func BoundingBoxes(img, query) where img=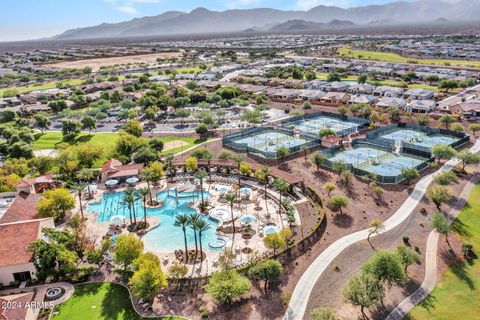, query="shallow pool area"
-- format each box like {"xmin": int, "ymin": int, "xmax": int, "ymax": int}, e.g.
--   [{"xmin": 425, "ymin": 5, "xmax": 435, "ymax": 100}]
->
[{"xmin": 87, "ymin": 190, "xmax": 224, "ymax": 252}]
